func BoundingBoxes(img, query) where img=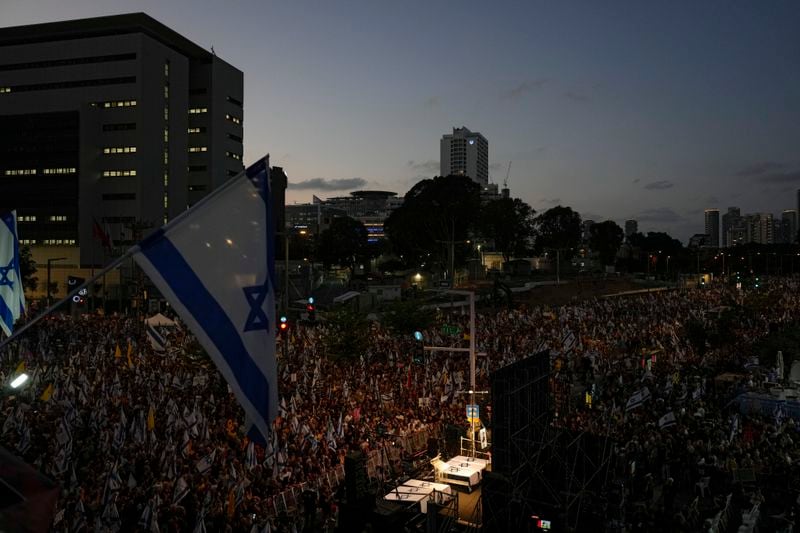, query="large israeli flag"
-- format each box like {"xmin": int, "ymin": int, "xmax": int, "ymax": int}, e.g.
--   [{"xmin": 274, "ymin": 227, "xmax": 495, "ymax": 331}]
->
[
  {"xmin": 134, "ymin": 157, "xmax": 277, "ymax": 440},
  {"xmin": 0, "ymin": 210, "xmax": 26, "ymax": 338}
]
